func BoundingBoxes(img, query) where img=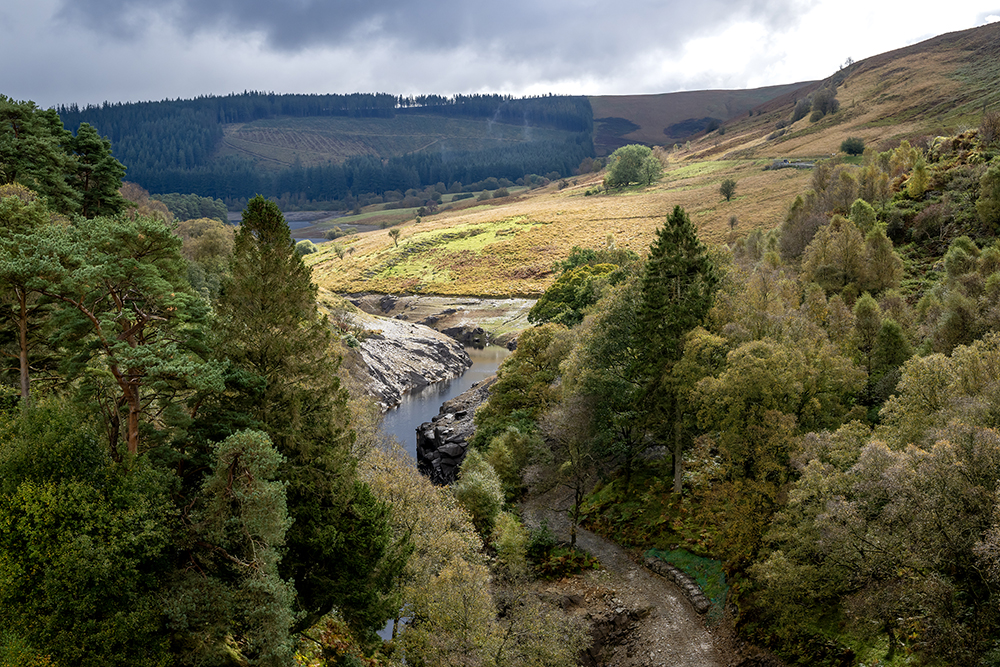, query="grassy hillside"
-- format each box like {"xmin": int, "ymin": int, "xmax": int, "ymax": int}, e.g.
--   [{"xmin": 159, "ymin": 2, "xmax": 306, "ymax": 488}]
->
[
  {"xmin": 308, "ymin": 156, "xmax": 812, "ymax": 296},
  {"xmin": 691, "ymin": 21, "xmax": 1000, "ymax": 160},
  {"xmin": 590, "ymin": 83, "xmax": 810, "ymax": 154},
  {"xmin": 310, "ymin": 20, "xmax": 1000, "ymax": 299},
  {"xmin": 217, "ymin": 114, "xmax": 581, "ymax": 169}
]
